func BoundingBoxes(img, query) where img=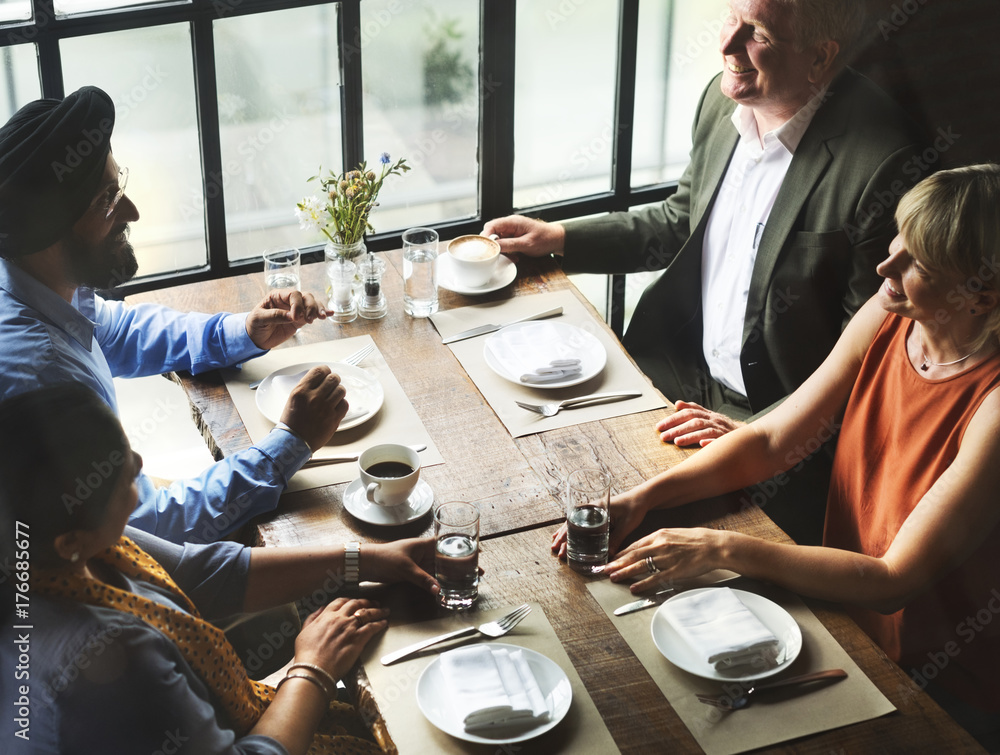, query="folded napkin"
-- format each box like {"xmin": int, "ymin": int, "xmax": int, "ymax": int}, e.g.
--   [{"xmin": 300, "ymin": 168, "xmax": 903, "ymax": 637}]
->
[
  {"xmin": 439, "ymin": 645, "xmax": 550, "ymax": 732},
  {"xmin": 271, "ymin": 373, "xmax": 366, "ymax": 421},
  {"xmin": 485, "ymin": 323, "xmax": 583, "ymax": 384},
  {"xmin": 661, "ymin": 588, "xmax": 781, "ymax": 671}
]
